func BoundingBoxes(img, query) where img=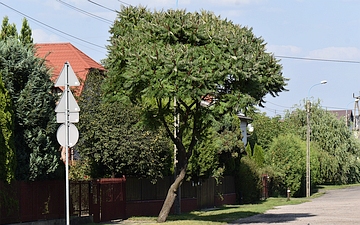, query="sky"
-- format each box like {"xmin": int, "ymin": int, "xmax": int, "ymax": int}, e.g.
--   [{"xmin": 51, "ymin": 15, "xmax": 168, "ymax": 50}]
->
[{"xmin": 1, "ymin": 0, "xmax": 360, "ymax": 117}]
